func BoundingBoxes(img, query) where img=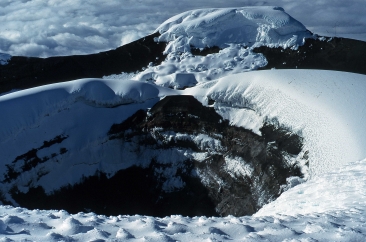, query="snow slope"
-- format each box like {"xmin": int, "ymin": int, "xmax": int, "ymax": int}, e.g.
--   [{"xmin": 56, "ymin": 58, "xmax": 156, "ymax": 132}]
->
[
  {"xmin": 1, "ymin": 159, "xmax": 366, "ymax": 241},
  {"xmin": 256, "ymin": 158, "xmax": 366, "ymax": 217},
  {"xmin": 184, "ymin": 69, "xmax": 366, "ymax": 178}
]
